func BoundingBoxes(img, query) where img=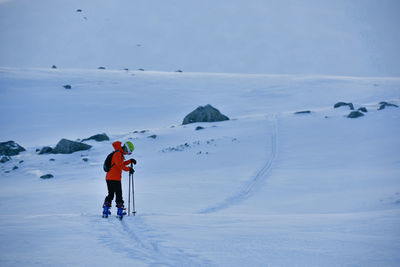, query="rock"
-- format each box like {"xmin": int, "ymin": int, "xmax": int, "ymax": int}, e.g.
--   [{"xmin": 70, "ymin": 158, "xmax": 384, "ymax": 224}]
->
[
  {"xmin": 176, "ymin": 70, "xmax": 183, "ymax": 73},
  {"xmin": 195, "ymin": 126, "xmax": 205, "ymax": 131},
  {"xmin": 40, "ymin": 174, "xmax": 54, "ymax": 179},
  {"xmin": 52, "ymin": 139, "xmax": 92, "ymax": 154},
  {"xmin": 0, "ymin": 156, "xmax": 10, "ymax": 163},
  {"xmin": 294, "ymin": 110, "xmax": 311, "ymax": 114},
  {"xmin": 347, "ymin": 111, "xmax": 364, "ymax": 118},
  {"xmin": 39, "ymin": 146, "xmax": 53, "ymax": 154},
  {"xmin": 19, "ymin": 160, "xmax": 24, "ymax": 164},
  {"xmin": 378, "ymin": 101, "xmax": 398, "ymax": 110},
  {"xmin": 183, "ymin": 104, "xmax": 229, "ymax": 125},
  {"xmin": 148, "ymin": 135, "xmax": 157, "ymax": 139},
  {"xmin": 334, "ymin": 102, "xmax": 354, "ymax": 110},
  {"xmin": 358, "ymin": 107, "xmax": 368, "ymax": 113},
  {"xmin": 98, "ymin": 66, "xmax": 106, "ymax": 70},
  {"xmin": 12, "ymin": 166, "xmax": 18, "ymax": 170},
  {"xmin": 82, "ymin": 158, "xmax": 89, "ymax": 162},
  {"xmin": 51, "ymin": 65, "xmax": 57, "ymax": 69},
  {"xmin": 138, "ymin": 68, "xmax": 145, "ymax": 71},
  {"xmin": 63, "ymin": 85, "xmax": 72, "ymax": 89},
  {"xmin": 49, "ymin": 158, "xmax": 55, "ymax": 161},
  {"xmin": 76, "ymin": 9, "xmax": 82, "ymax": 12},
  {"xmin": 82, "ymin": 133, "xmax": 109, "ymax": 142},
  {"xmin": 0, "ymin": 141, "xmax": 25, "ymax": 156}
]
